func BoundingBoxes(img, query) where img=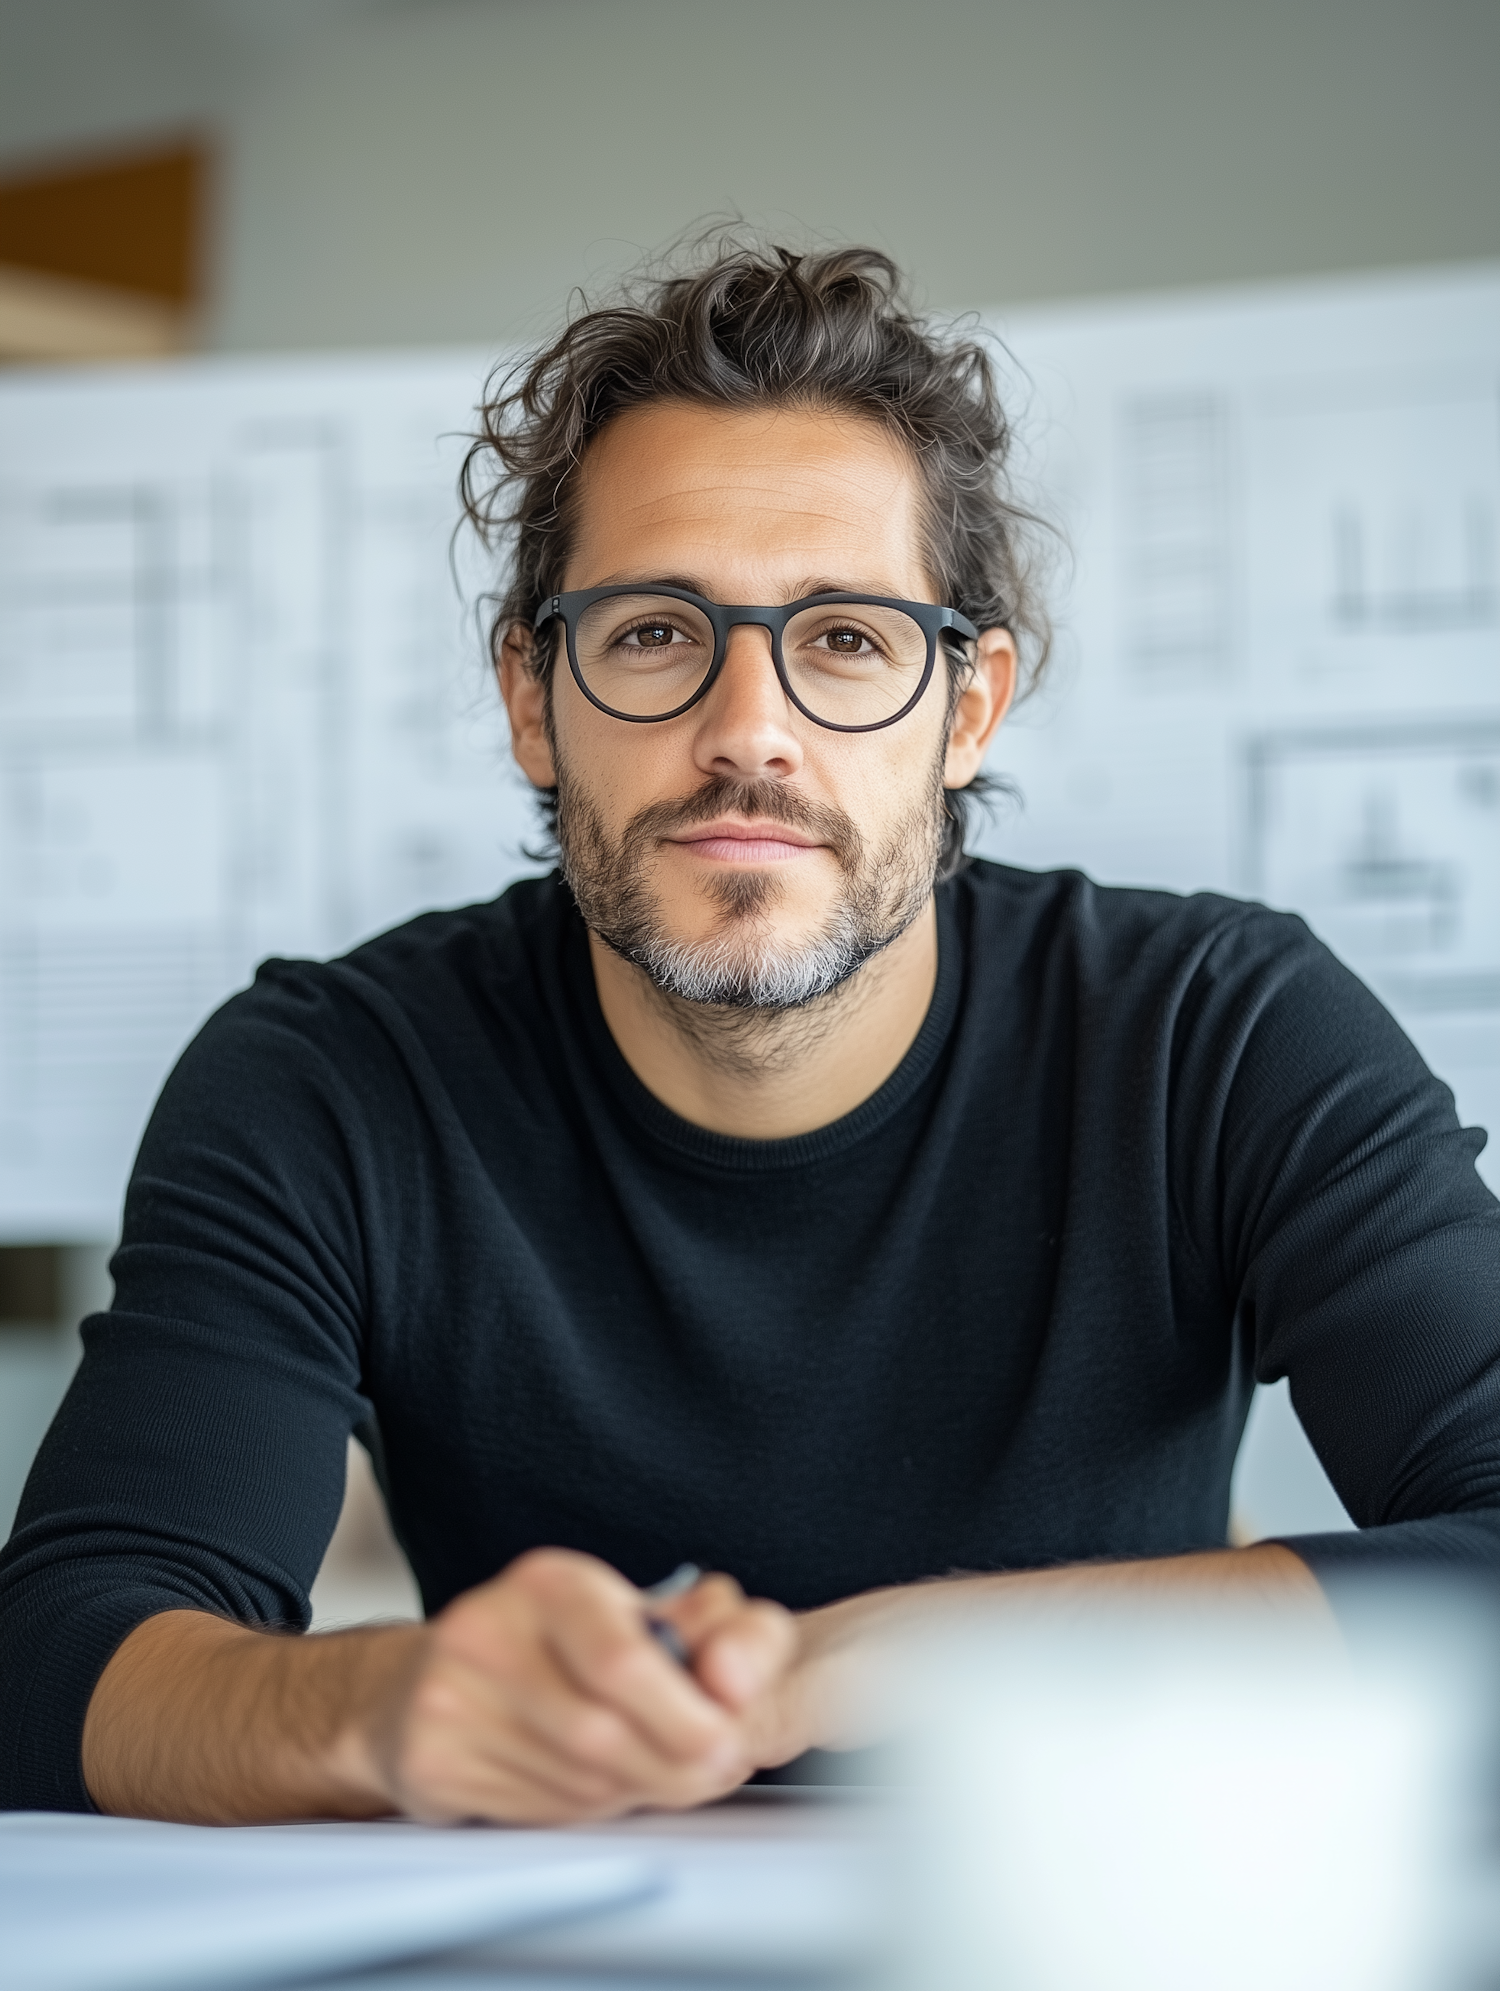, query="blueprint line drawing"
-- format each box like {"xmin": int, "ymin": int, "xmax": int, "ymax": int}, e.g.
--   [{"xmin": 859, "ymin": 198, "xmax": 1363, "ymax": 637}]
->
[
  {"xmin": 0, "ymin": 355, "xmax": 535, "ymax": 1236},
  {"xmin": 1251, "ymin": 377, "xmax": 1500, "ymax": 674},
  {"xmin": 1331, "ymin": 495, "xmax": 1497, "ymax": 634},
  {"xmin": 1244, "ymin": 723, "xmax": 1500, "ymax": 1015},
  {"xmin": 975, "ymin": 265, "xmax": 1500, "ymax": 1187},
  {"xmin": 1120, "ymin": 392, "xmax": 1235, "ymax": 678}
]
